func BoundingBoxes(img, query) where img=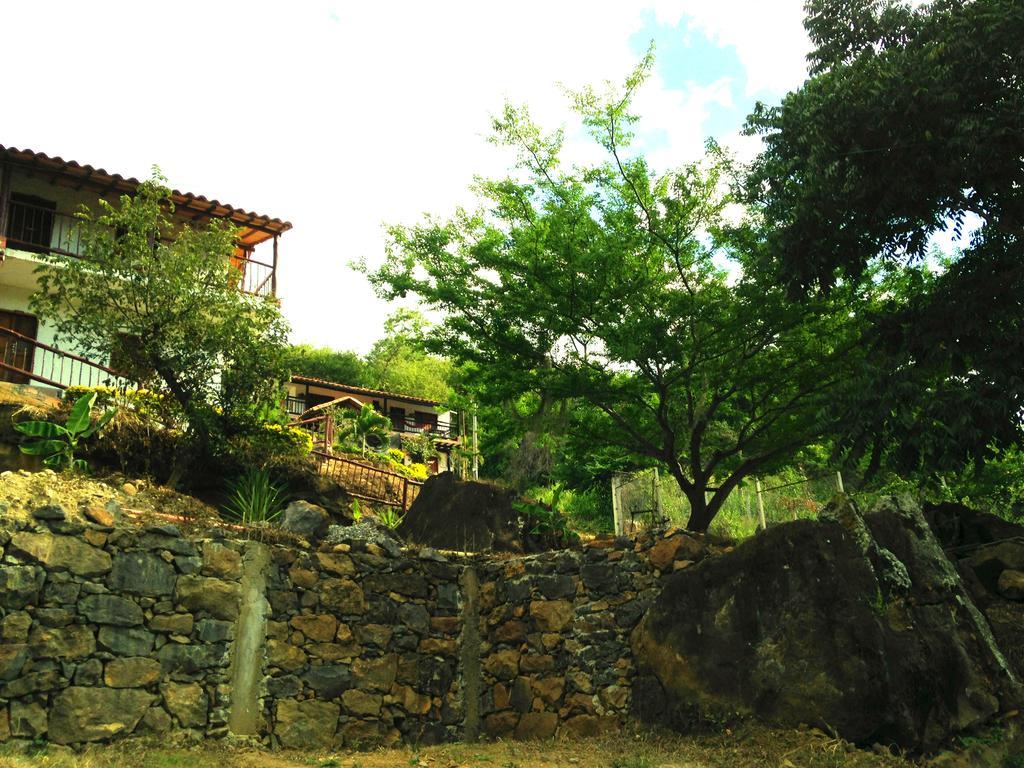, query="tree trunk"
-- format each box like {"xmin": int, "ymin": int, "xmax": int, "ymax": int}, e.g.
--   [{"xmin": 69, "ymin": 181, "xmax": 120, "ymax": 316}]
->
[{"xmin": 683, "ymin": 483, "xmax": 716, "ymax": 532}]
